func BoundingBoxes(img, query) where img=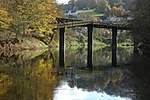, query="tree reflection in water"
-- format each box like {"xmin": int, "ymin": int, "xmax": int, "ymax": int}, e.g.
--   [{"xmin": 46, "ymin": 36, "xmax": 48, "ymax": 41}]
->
[
  {"xmin": 59, "ymin": 67, "xmax": 134, "ymax": 99},
  {"xmin": 1, "ymin": 47, "xmax": 150, "ymax": 100},
  {"xmin": 0, "ymin": 50, "xmax": 57, "ymax": 100}
]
